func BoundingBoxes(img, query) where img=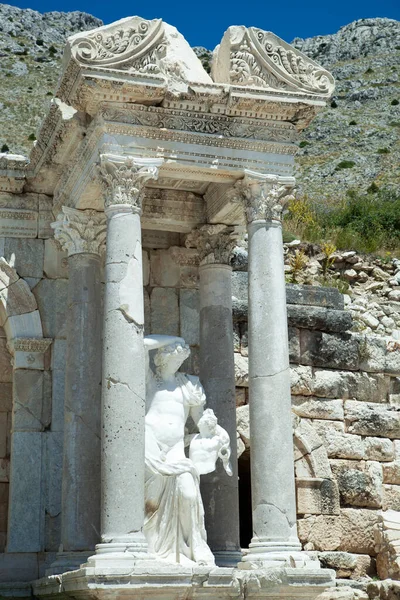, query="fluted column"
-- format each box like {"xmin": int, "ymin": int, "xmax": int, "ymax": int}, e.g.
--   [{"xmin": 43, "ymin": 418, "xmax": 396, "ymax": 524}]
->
[
  {"xmin": 50, "ymin": 207, "xmax": 105, "ymax": 572},
  {"xmin": 236, "ymin": 172, "xmax": 304, "ymax": 567},
  {"xmin": 91, "ymin": 154, "xmax": 162, "ymax": 563},
  {"xmin": 186, "ymin": 224, "xmax": 241, "ymax": 566}
]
